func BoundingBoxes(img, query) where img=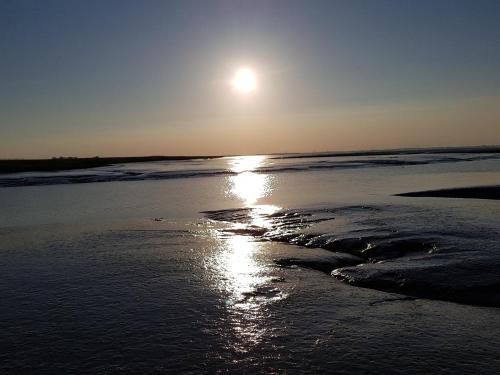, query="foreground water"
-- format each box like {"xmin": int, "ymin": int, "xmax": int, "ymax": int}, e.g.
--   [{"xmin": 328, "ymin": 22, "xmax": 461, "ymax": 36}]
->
[{"xmin": 1, "ymin": 150, "xmax": 499, "ymax": 373}]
